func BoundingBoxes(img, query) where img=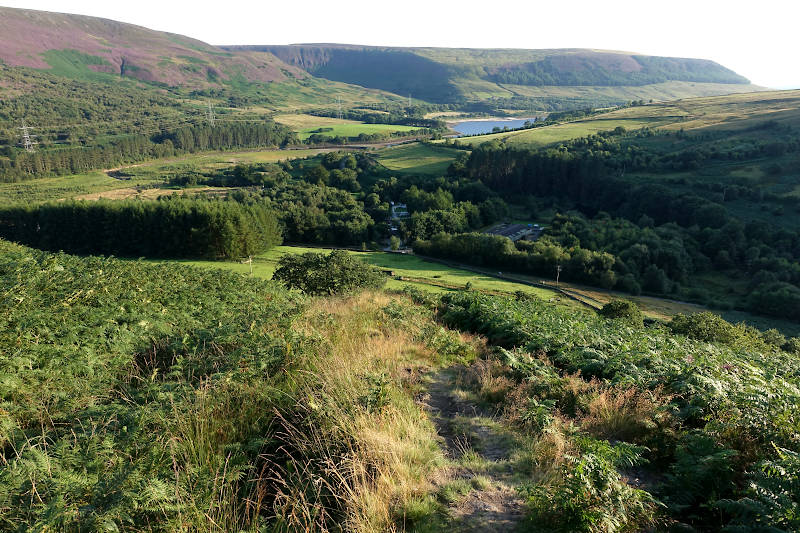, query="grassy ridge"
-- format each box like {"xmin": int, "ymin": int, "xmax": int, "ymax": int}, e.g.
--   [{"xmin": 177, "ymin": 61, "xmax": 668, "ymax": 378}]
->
[{"xmin": 4, "ymin": 237, "xmax": 799, "ymax": 530}]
